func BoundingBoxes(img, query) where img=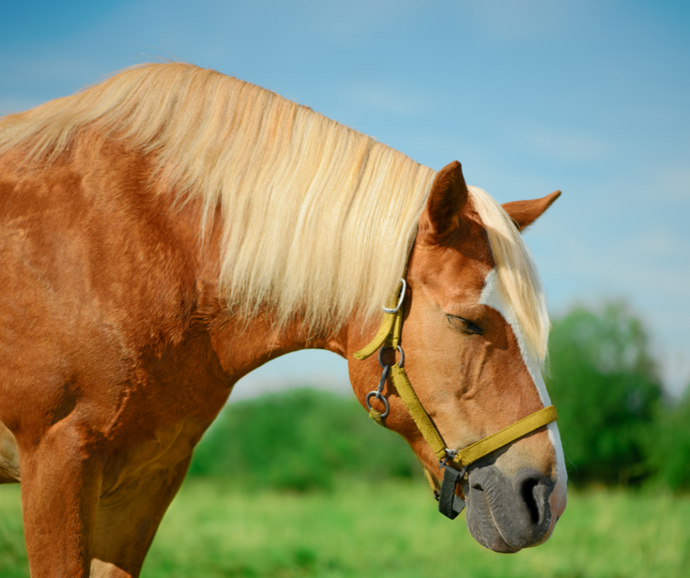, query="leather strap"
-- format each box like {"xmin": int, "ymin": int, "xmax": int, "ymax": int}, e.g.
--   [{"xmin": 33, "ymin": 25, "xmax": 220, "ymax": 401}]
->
[
  {"xmin": 452, "ymin": 405, "xmax": 558, "ymax": 468},
  {"xmin": 438, "ymin": 466, "xmax": 467, "ymax": 520}
]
